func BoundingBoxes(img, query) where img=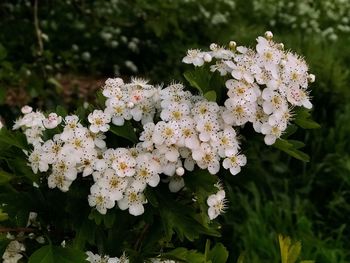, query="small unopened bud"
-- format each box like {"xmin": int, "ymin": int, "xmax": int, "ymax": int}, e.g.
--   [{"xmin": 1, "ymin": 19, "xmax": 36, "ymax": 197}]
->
[
  {"xmin": 203, "ymin": 53, "xmax": 212, "ymax": 62},
  {"xmin": 127, "ymin": 101, "xmax": 135, "ymax": 108},
  {"xmin": 264, "ymin": 31, "xmax": 273, "ymax": 39},
  {"xmin": 210, "ymin": 43, "xmax": 218, "ymax": 51},
  {"xmin": 229, "ymin": 41, "xmax": 236, "ymax": 49},
  {"xmin": 277, "ymin": 43, "xmax": 284, "ymax": 50},
  {"xmin": 176, "ymin": 167, "xmax": 185, "ymax": 176},
  {"xmin": 21, "ymin": 105, "xmax": 33, "ymax": 114},
  {"xmin": 308, "ymin": 74, "xmax": 316, "ymax": 83}
]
